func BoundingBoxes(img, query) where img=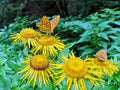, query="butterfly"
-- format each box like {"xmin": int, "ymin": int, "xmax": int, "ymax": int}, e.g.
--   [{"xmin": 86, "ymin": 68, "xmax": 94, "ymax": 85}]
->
[
  {"xmin": 94, "ymin": 49, "xmax": 108, "ymax": 61},
  {"xmin": 36, "ymin": 15, "xmax": 60, "ymax": 33}
]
